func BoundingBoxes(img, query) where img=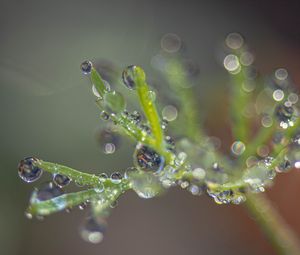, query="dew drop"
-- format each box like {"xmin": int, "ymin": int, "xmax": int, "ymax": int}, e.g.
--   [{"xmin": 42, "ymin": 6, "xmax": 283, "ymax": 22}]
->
[
  {"xmin": 224, "ymin": 54, "xmax": 240, "ymax": 73},
  {"xmin": 130, "ymin": 111, "xmax": 142, "ymax": 123},
  {"xmin": 192, "ymin": 167, "xmax": 206, "ymax": 180},
  {"xmin": 288, "ymin": 93, "xmax": 298, "ymax": 104},
  {"xmin": 275, "ymin": 158, "xmax": 291, "ymax": 173},
  {"xmin": 18, "ymin": 157, "xmax": 43, "ymax": 183},
  {"xmin": 122, "ymin": 65, "xmax": 137, "ymax": 90},
  {"xmin": 240, "ymin": 51, "xmax": 254, "ymax": 66},
  {"xmin": 134, "ymin": 144, "xmax": 165, "ymax": 173},
  {"xmin": 225, "ymin": 33, "xmax": 244, "ymax": 50},
  {"xmin": 53, "ymin": 174, "xmax": 71, "ymax": 188},
  {"xmin": 147, "ymin": 90, "xmax": 156, "ymax": 102},
  {"xmin": 78, "ymin": 202, "xmax": 88, "ymax": 210},
  {"xmin": 162, "ymin": 105, "xmax": 178, "ymax": 122},
  {"xmin": 98, "ymin": 129, "xmax": 120, "ymax": 154},
  {"xmin": 261, "ymin": 114, "xmax": 273, "ymax": 128},
  {"xmin": 161, "ymin": 119, "xmax": 169, "ymax": 130},
  {"xmin": 124, "ymin": 167, "xmax": 138, "ymax": 179},
  {"xmin": 130, "ymin": 171, "xmax": 162, "ymax": 199},
  {"xmin": 81, "ymin": 216, "xmax": 107, "ymax": 244},
  {"xmin": 160, "ymin": 33, "xmax": 182, "ymax": 53},
  {"xmin": 110, "ymin": 172, "xmax": 122, "ymax": 184},
  {"xmin": 275, "ymin": 104, "xmax": 295, "ymax": 128},
  {"xmin": 275, "ymin": 68, "xmax": 288, "ymax": 81},
  {"xmin": 81, "ymin": 60, "xmax": 93, "ymax": 74},
  {"xmin": 231, "ymin": 141, "xmax": 246, "ymax": 156},
  {"xmin": 100, "ymin": 111, "xmax": 109, "ymax": 120},
  {"xmin": 273, "ymin": 89, "xmax": 284, "ymax": 102}
]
